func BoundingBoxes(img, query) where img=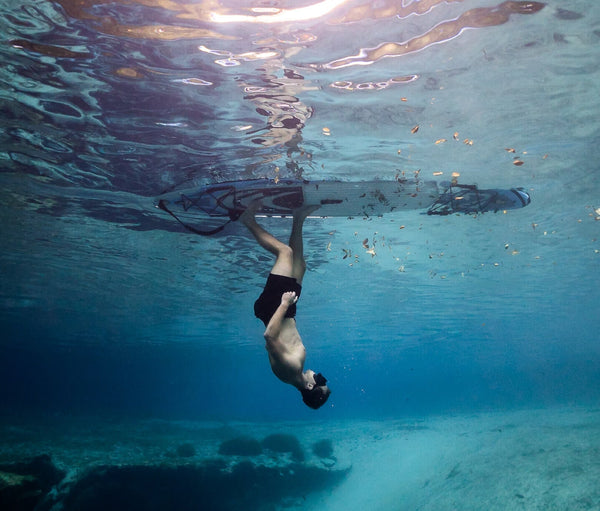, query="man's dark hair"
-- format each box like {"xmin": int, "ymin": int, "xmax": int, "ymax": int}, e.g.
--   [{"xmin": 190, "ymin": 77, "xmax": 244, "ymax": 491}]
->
[{"xmin": 300, "ymin": 386, "xmax": 331, "ymax": 410}]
